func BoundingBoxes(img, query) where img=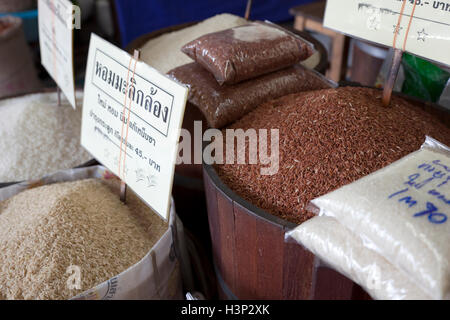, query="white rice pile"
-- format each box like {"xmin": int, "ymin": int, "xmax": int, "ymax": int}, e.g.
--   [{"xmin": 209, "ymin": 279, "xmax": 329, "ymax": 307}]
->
[
  {"xmin": 0, "ymin": 178, "xmax": 166, "ymax": 300},
  {"xmin": 140, "ymin": 13, "xmax": 248, "ymax": 73},
  {"xmin": 0, "ymin": 92, "xmax": 92, "ymax": 183}
]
